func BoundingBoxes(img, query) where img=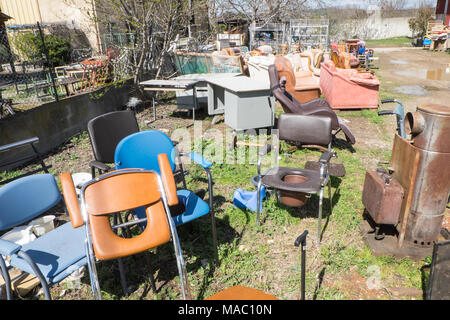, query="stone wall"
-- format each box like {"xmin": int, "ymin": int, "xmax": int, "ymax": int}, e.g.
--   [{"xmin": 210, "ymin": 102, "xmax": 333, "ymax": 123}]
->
[
  {"xmin": 0, "ymin": 81, "xmax": 133, "ymax": 171},
  {"xmin": 331, "ymin": 8, "xmax": 414, "ymax": 40}
]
